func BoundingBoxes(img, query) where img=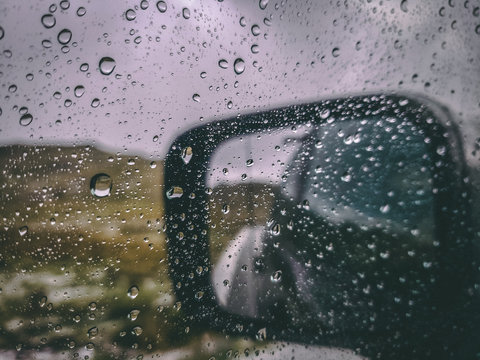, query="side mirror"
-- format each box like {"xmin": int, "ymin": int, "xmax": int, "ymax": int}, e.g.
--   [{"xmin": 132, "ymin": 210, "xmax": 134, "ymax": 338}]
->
[{"xmin": 164, "ymin": 94, "xmax": 475, "ymax": 358}]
